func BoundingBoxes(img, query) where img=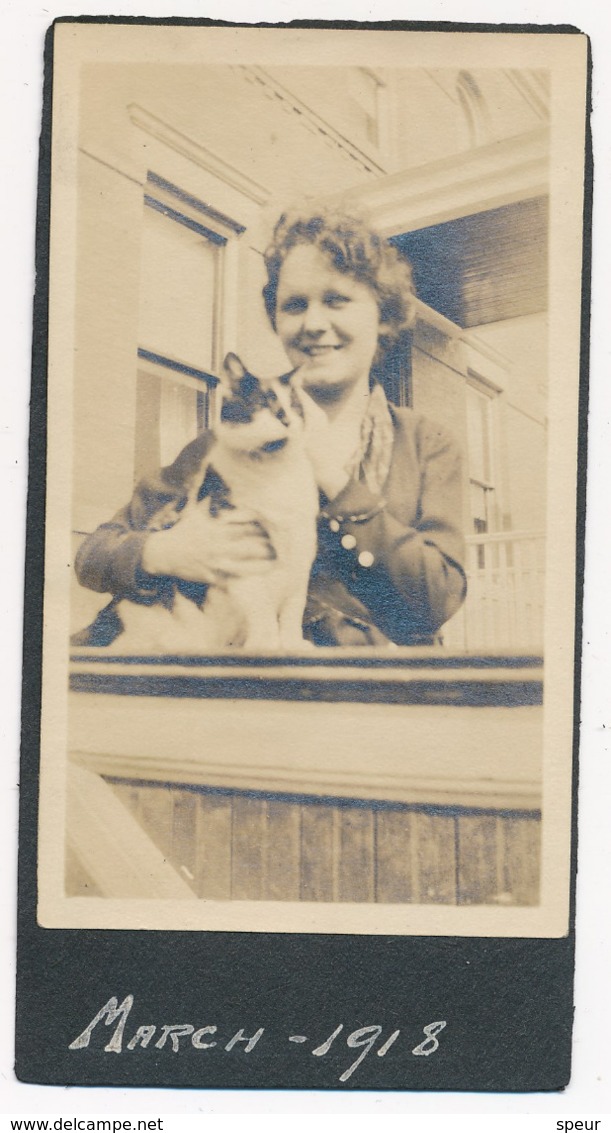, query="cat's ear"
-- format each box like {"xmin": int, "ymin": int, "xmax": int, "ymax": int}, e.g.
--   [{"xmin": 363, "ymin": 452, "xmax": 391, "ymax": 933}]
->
[{"xmin": 223, "ymin": 352, "xmax": 247, "ymax": 385}]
